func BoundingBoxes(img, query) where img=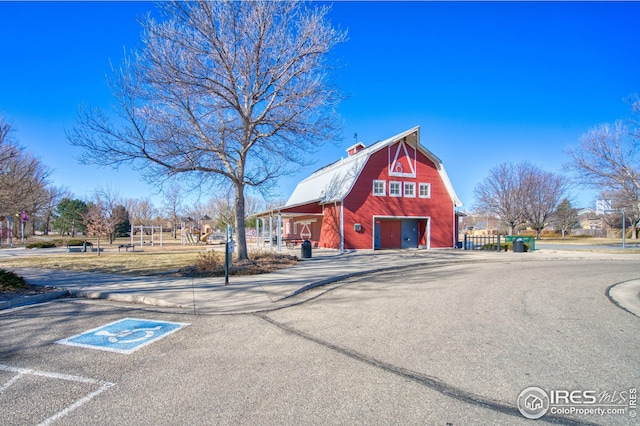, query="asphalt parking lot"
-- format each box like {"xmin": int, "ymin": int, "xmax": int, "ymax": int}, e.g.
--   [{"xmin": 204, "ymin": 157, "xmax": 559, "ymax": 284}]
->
[{"xmin": 1, "ymin": 257, "xmax": 639, "ymax": 425}]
